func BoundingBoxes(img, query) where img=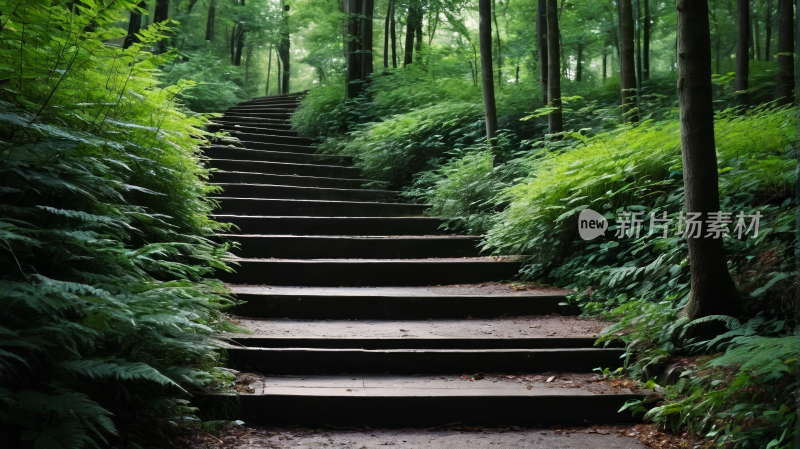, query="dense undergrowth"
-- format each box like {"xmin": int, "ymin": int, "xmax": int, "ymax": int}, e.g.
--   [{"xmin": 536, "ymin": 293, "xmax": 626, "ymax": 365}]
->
[
  {"xmin": 294, "ymin": 63, "xmax": 798, "ymax": 448},
  {"xmin": 0, "ymin": 1, "xmax": 236, "ymax": 447}
]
